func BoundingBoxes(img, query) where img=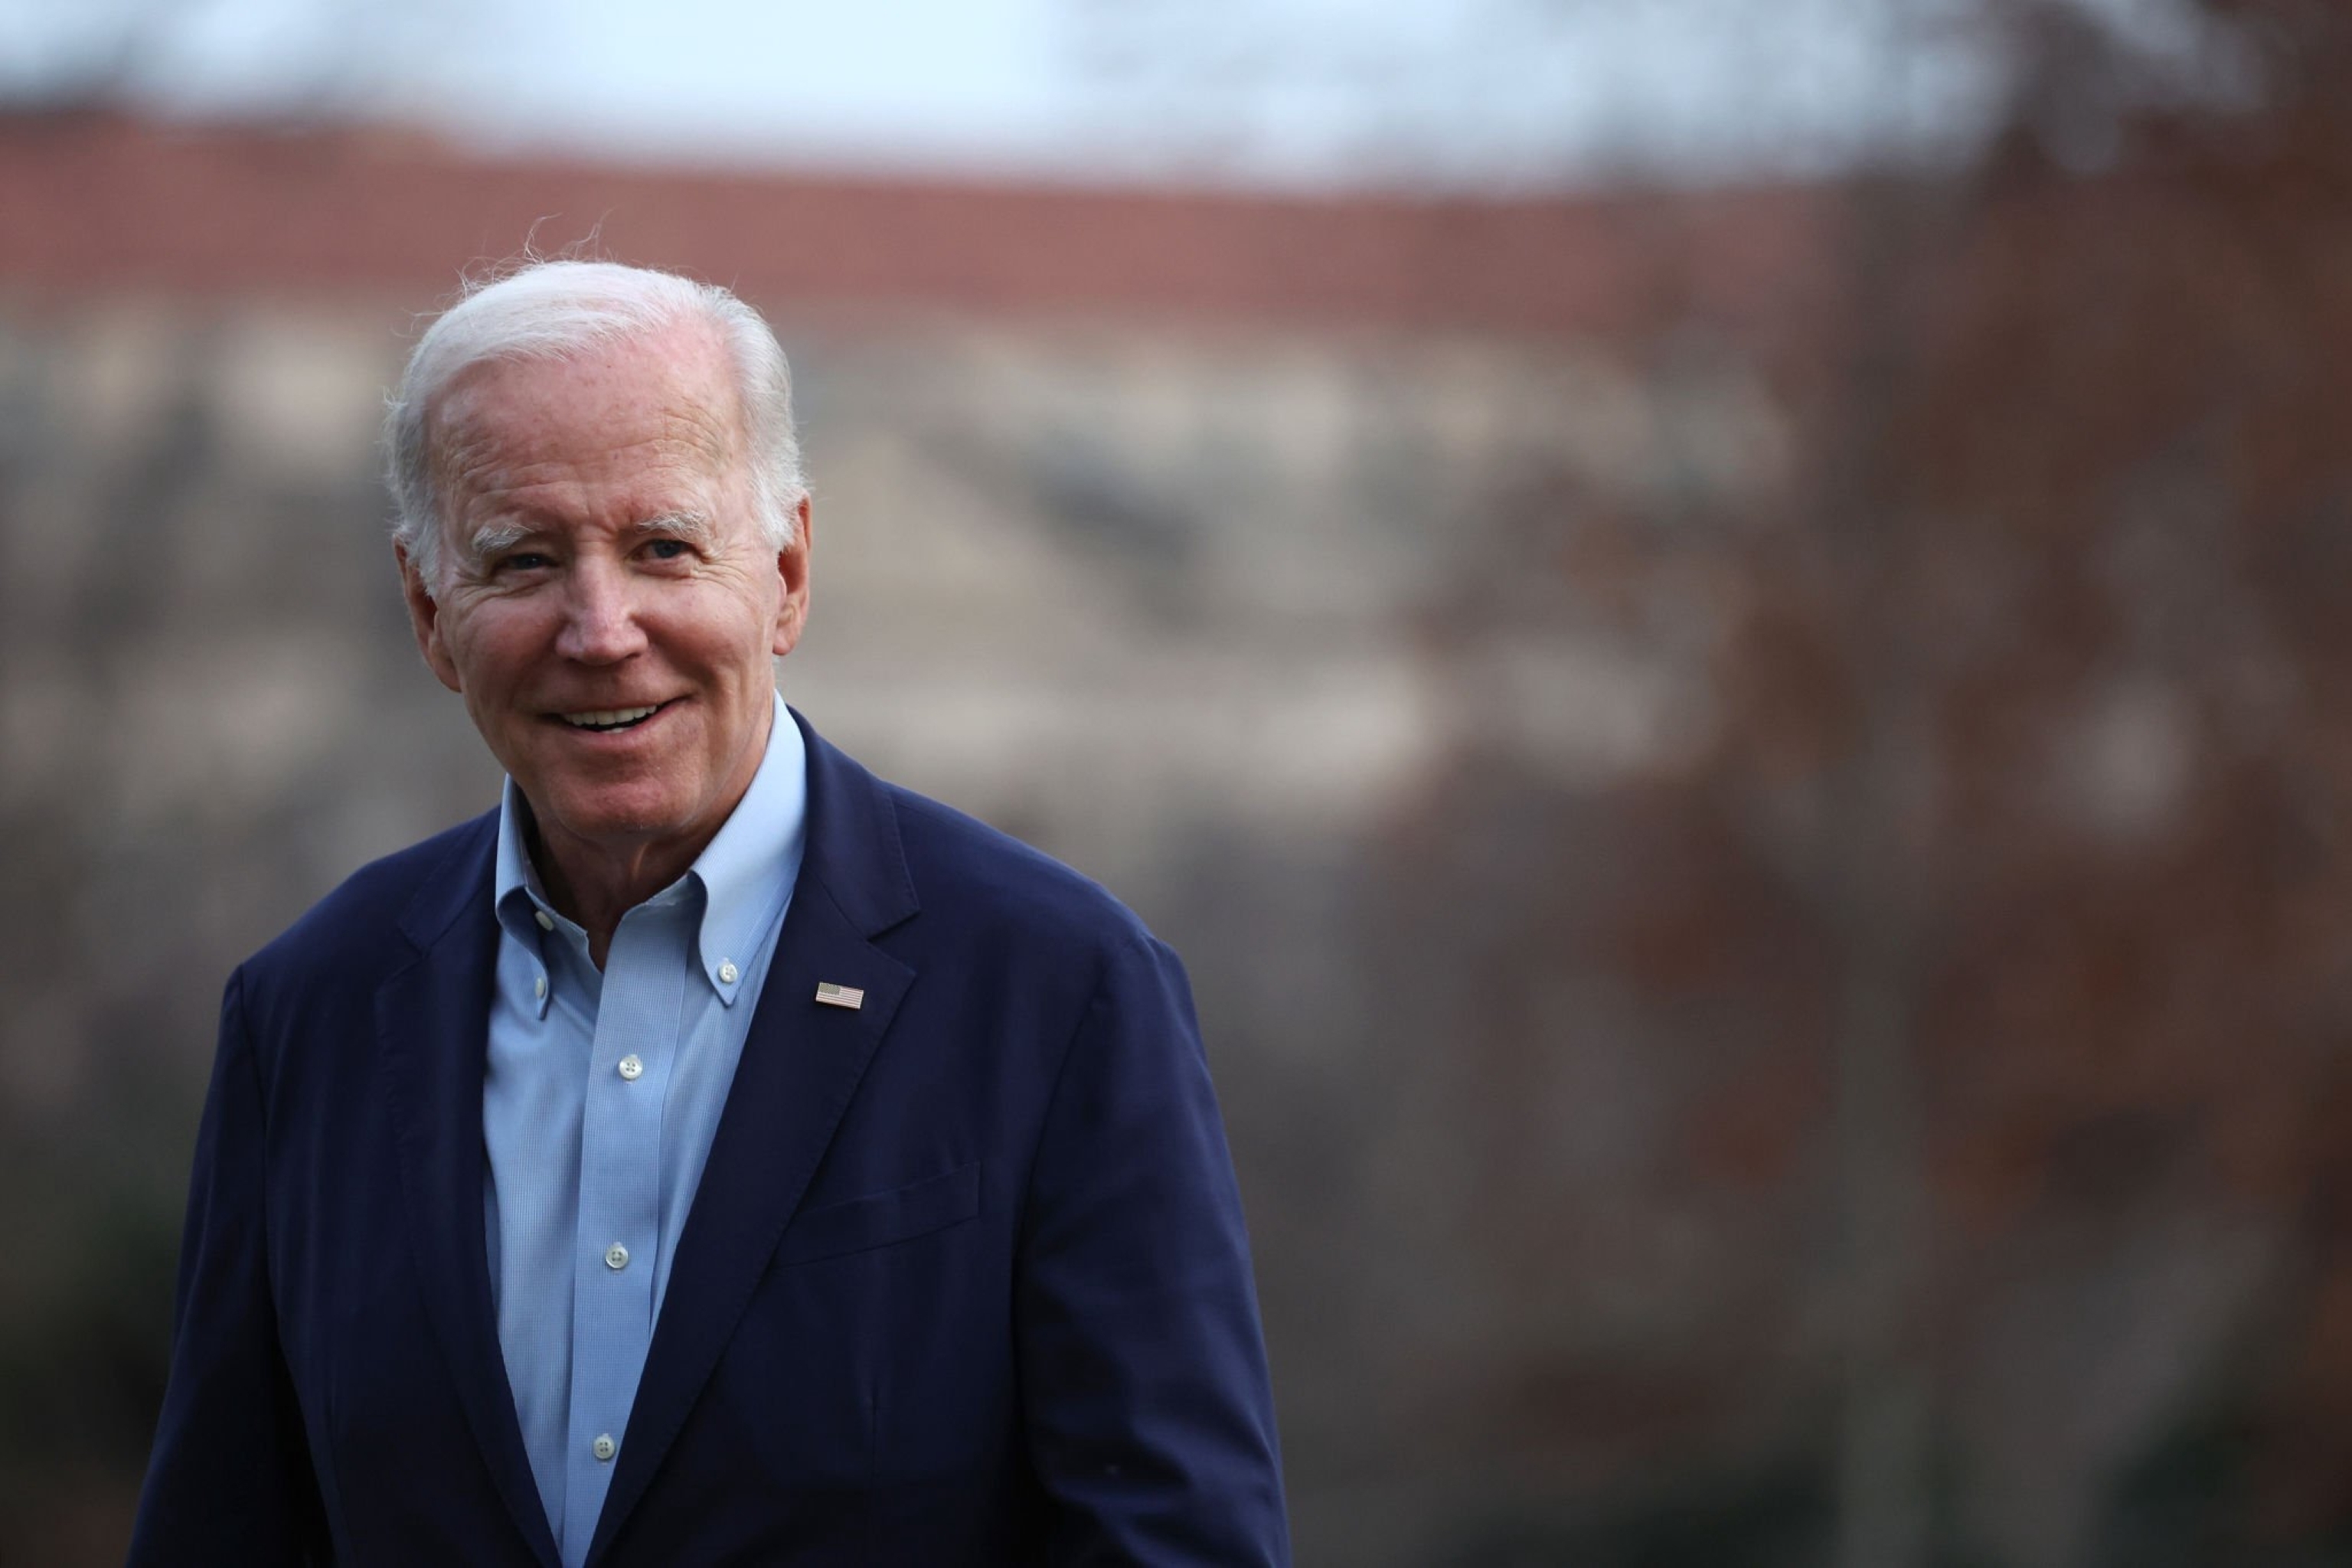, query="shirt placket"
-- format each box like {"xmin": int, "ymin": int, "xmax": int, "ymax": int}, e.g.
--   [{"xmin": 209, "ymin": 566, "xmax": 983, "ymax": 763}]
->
[{"xmin": 560, "ymin": 897, "xmax": 686, "ymax": 1559}]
